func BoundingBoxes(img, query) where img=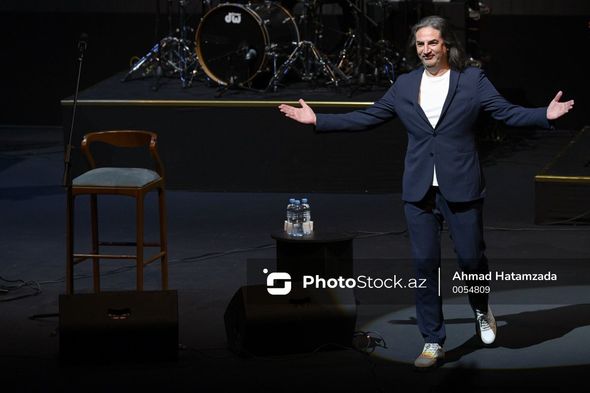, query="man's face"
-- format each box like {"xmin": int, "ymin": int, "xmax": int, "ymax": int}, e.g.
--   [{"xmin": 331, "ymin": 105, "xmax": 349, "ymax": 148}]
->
[{"xmin": 415, "ymin": 26, "xmax": 449, "ymax": 72}]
